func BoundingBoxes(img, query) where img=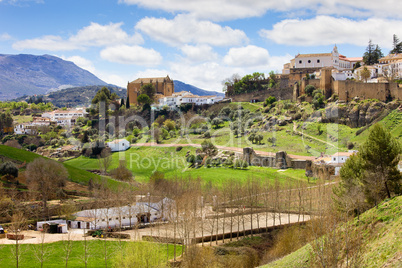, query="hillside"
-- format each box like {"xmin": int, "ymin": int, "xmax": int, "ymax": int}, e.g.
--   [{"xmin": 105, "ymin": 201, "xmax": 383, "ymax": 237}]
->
[
  {"xmin": 264, "ymin": 196, "xmax": 402, "ymax": 267},
  {"xmin": 13, "ymin": 85, "xmax": 126, "ymax": 107},
  {"xmin": 0, "ymin": 145, "xmax": 122, "ymax": 189},
  {"xmin": 0, "ymin": 54, "xmax": 107, "ymax": 101},
  {"xmin": 174, "ymin": 80, "xmax": 225, "ymax": 97}
]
